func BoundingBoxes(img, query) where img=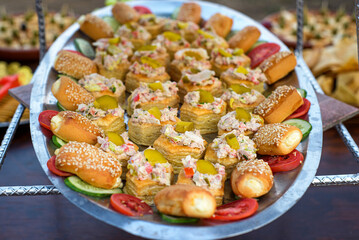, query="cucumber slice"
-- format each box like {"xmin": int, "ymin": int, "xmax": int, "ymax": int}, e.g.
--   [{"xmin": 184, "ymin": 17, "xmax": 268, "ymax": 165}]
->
[
  {"xmin": 64, "ymin": 176, "xmax": 122, "ymax": 198},
  {"xmin": 248, "ymin": 40, "xmax": 267, "ymax": 52},
  {"xmin": 225, "ymin": 30, "xmax": 238, "ymax": 41},
  {"xmin": 52, "ymin": 135, "xmax": 67, "ymax": 148},
  {"xmin": 297, "ymin": 88, "xmax": 307, "ymax": 98},
  {"xmin": 57, "ymin": 74, "xmax": 78, "ymax": 82},
  {"xmin": 103, "ymin": 16, "xmax": 120, "ymax": 32},
  {"xmin": 282, "ymin": 118, "xmax": 312, "ymax": 141},
  {"xmin": 160, "ymin": 213, "xmax": 199, "ymax": 224},
  {"xmin": 57, "ymin": 101, "xmax": 66, "ymax": 111},
  {"xmin": 74, "ymin": 38, "xmax": 95, "ymax": 59}
]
